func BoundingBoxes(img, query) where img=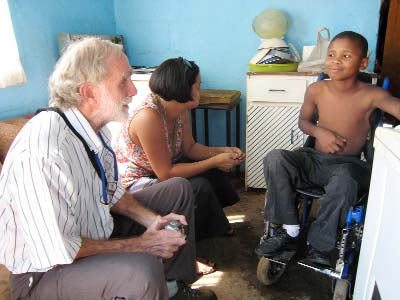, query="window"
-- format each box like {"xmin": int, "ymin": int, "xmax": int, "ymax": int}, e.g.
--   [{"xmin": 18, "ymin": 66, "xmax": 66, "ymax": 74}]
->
[{"xmin": 0, "ymin": 0, "xmax": 27, "ymax": 88}]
